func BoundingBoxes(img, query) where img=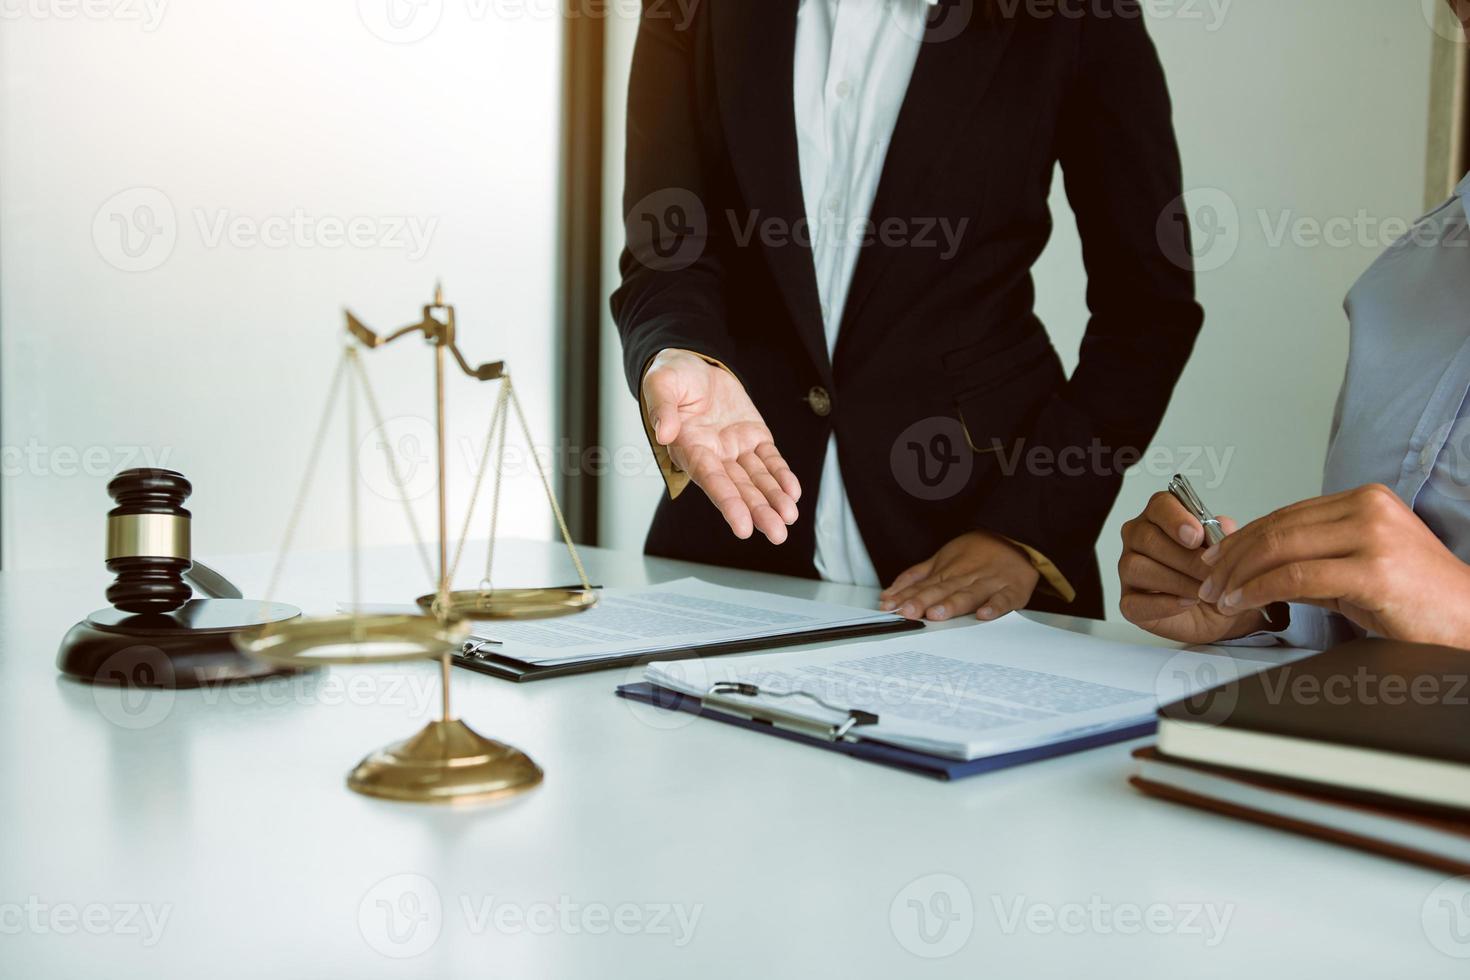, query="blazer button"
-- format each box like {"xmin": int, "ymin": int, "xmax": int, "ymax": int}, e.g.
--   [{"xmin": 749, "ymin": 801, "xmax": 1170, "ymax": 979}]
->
[{"xmin": 806, "ymin": 386, "xmax": 832, "ymax": 417}]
